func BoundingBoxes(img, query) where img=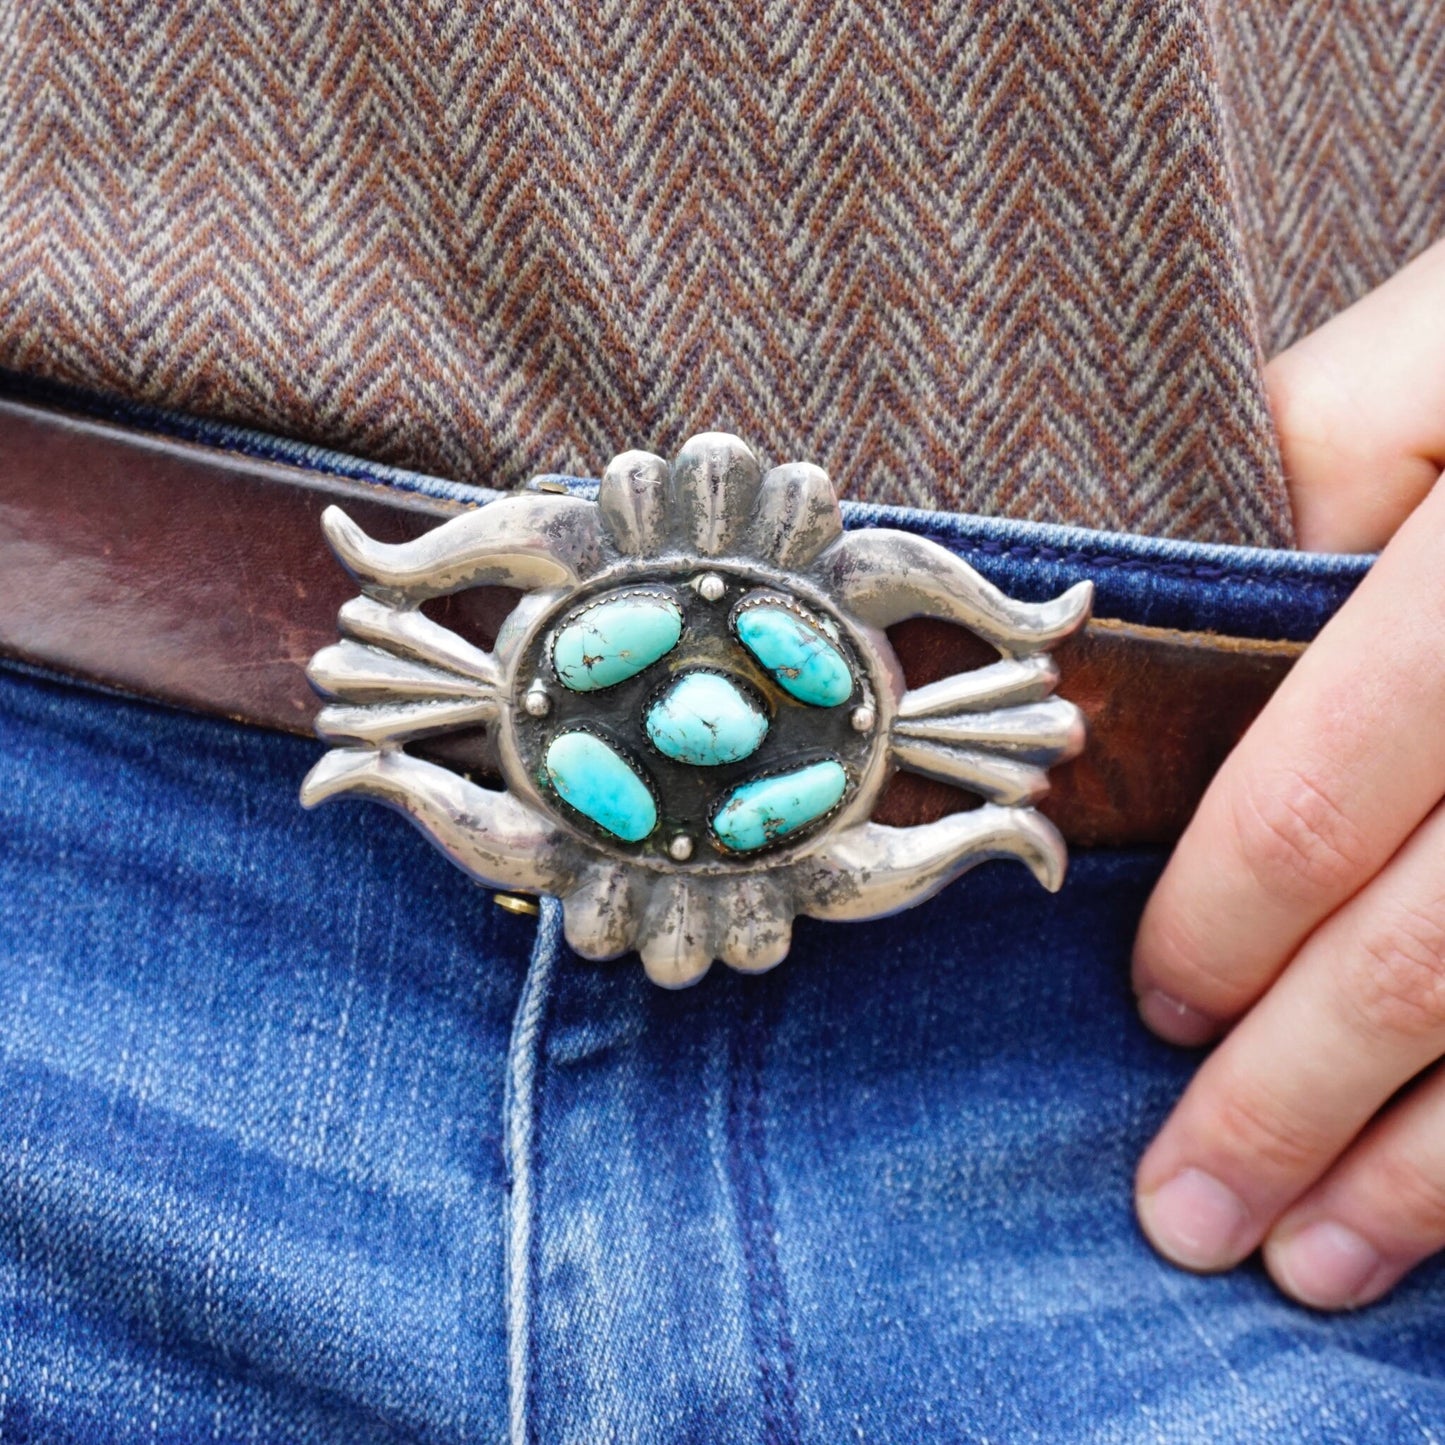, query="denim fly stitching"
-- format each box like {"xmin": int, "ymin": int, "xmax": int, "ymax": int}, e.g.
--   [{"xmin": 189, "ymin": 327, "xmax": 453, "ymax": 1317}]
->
[
  {"xmin": 503, "ymin": 897, "xmax": 563, "ymax": 1445},
  {"xmin": 727, "ymin": 985, "xmax": 802, "ymax": 1445}
]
